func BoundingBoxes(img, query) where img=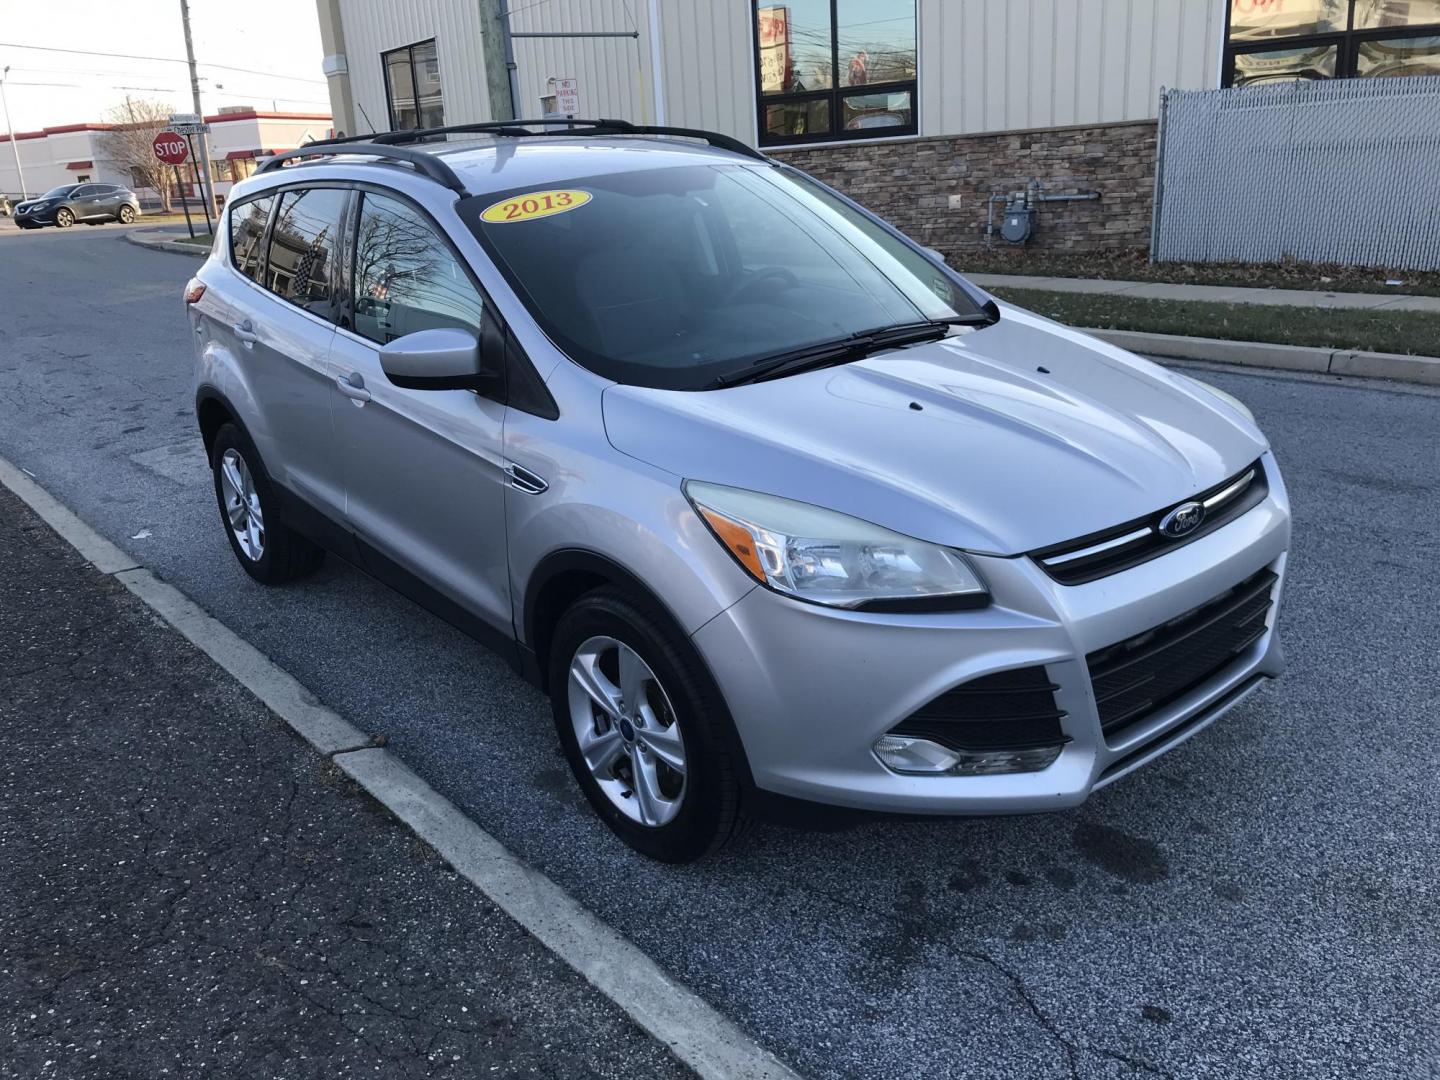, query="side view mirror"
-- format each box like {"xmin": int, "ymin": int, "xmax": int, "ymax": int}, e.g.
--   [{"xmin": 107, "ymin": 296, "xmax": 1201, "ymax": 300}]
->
[
  {"xmin": 379, "ymin": 328, "xmax": 497, "ymax": 392},
  {"xmin": 923, "ymin": 246, "xmax": 947, "ymax": 266}
]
